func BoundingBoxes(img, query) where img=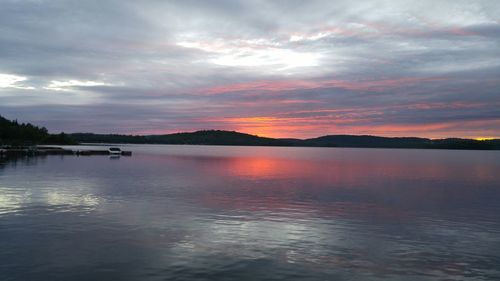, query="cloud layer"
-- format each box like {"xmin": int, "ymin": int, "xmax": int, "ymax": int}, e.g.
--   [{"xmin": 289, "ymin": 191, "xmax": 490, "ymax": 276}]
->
[{"xmin": 1, "ymin": 0, "xmax": 499, "ymax": 138}]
